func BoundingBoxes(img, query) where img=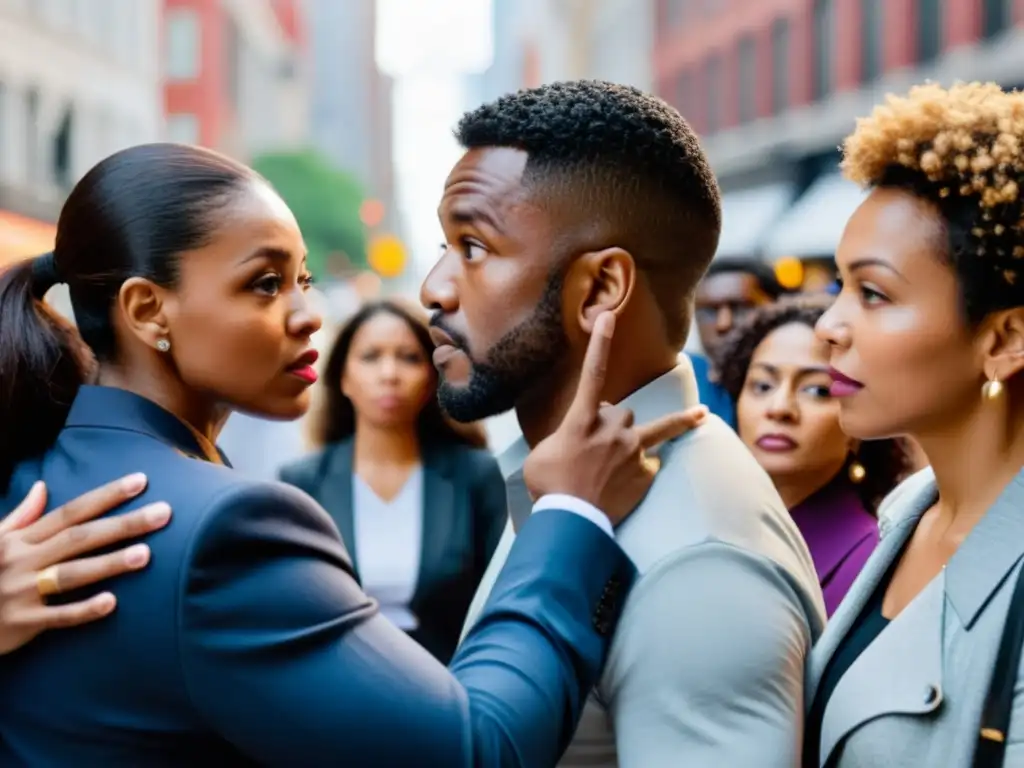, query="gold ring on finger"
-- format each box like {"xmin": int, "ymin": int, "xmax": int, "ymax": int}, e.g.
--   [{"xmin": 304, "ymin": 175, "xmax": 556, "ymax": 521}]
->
[
  {"xmin": 35, "ymin": 566, "xmax": 61, "ymax": 597},
  {"xmin": 641, "ymin": 453, "xmax": 661, "ymax": 474}
]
